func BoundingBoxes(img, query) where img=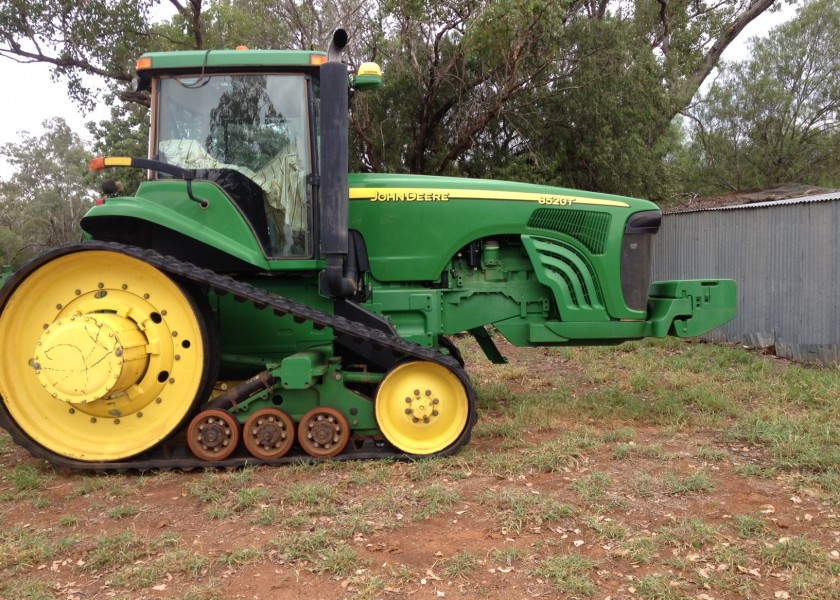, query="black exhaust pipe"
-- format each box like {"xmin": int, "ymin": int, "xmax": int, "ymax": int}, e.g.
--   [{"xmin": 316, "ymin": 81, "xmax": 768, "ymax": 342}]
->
[{"xmin": 319, "ymin": 29, "xmax": 357, "ymax": 298}]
